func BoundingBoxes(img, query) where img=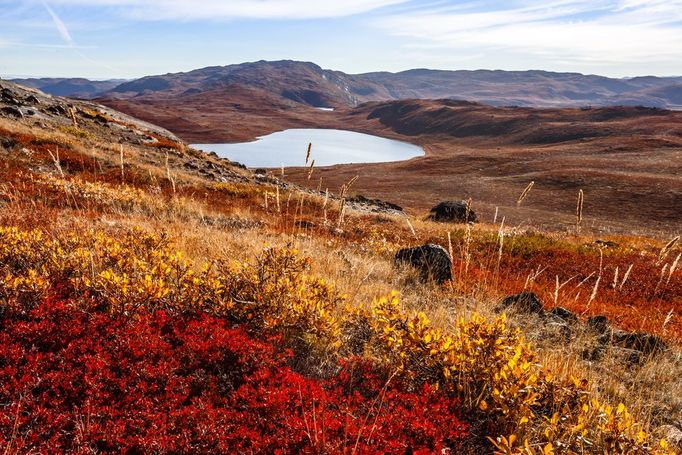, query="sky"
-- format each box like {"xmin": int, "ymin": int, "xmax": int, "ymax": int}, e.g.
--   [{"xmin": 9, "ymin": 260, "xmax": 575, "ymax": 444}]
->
[{"xmin": 0, "ymin": 0, "xmax": 681, "ymax": 79}]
